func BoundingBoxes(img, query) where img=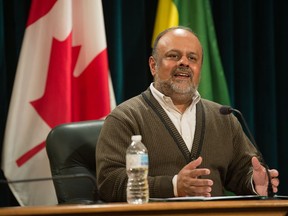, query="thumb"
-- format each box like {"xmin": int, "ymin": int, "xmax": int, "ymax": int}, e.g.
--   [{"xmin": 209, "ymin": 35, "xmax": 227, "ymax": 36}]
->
[
  {"xmin": 185, "ymin": 156, "xmax": 202, "ymax": 170},
  {"xmin": 252, "ymin": 156, "xmax": 262, "ymax": 171}
]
